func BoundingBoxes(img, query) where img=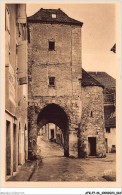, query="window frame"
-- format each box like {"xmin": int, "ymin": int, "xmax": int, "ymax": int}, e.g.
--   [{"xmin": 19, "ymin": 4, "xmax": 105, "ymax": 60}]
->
[
  {"xmin": 48, "ymin": 40, "xmax": 55, "ymax": 51},
  {"xmin": 106, "ymin": 127, "xmax": 110, "ymax": 133},
  {"xmin": 52, "ymin": 14, "xmax": 57, "ymax": 18},
  {"xmin": 48, "ymin": 76, "xmax": 55, "ymax": 87}
]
